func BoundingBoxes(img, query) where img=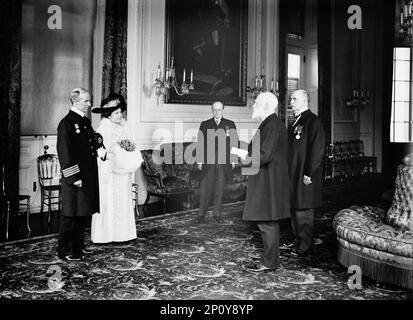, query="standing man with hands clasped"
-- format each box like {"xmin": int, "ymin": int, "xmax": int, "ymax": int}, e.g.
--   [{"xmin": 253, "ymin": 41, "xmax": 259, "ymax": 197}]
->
[
  {"xmin": 56, "ymin": 87, "xmax": 106, "ymax": 262},
  {"xmin": 195, "ymin": 101, "xmax": 239, "ymax": 224},
  {"xmin": 283, "ymin": 89, "xmax": 326, "ymax": 257}
]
